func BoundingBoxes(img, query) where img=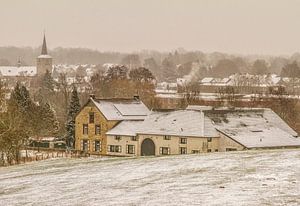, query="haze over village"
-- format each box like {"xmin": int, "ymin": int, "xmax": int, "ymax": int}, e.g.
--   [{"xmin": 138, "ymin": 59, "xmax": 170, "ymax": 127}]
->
[{"xmin": 1, "ymin": 0, "xmax": 300, "ymax": 205}]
